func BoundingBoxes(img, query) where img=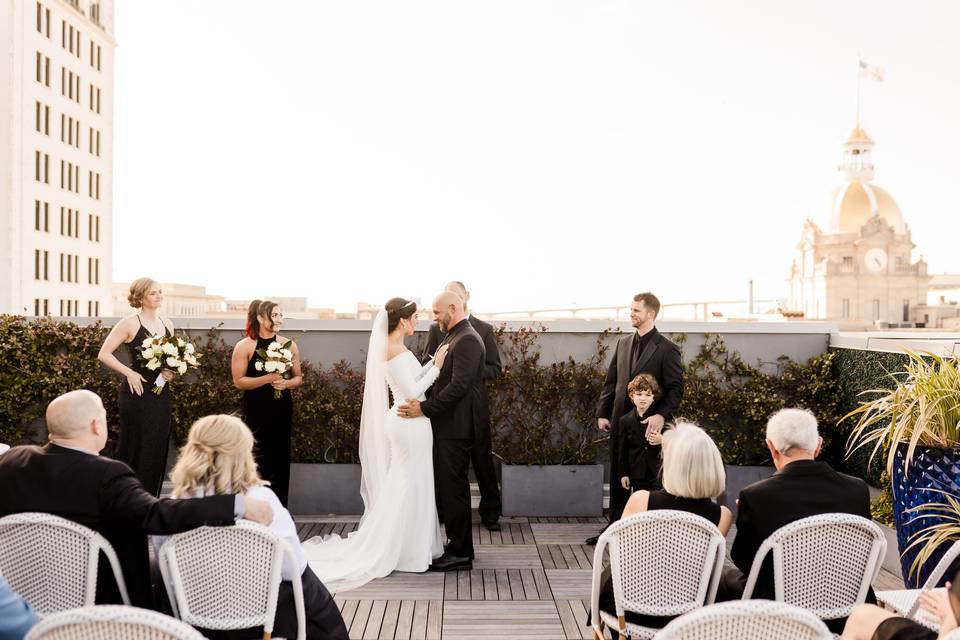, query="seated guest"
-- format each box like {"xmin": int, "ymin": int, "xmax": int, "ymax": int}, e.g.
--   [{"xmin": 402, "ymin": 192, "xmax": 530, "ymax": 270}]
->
[
  {"xmin": 618, "ymin": 373, "xmax": 665, "ymax": 494},
  {"xmin": 160, "ymin": 415, "xmax": 348, "ymax": 640},
  {"xmin": 842, "ymin": 568, "xmax": 960, "ymax": 640},
  {"xmin": 593, "ymin": 422, "xmax": 733, "ymax": 630},
  {"xmin": 0, "ymin": 390, "xmax": 273, "ymax": 609},
  {"xmin": 727, "ymin": 408, "xmax": 872, "ymax": 630},
  {"xmin": 0, "ymin": 576, "xmax": 37, "ymax": 640}
]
